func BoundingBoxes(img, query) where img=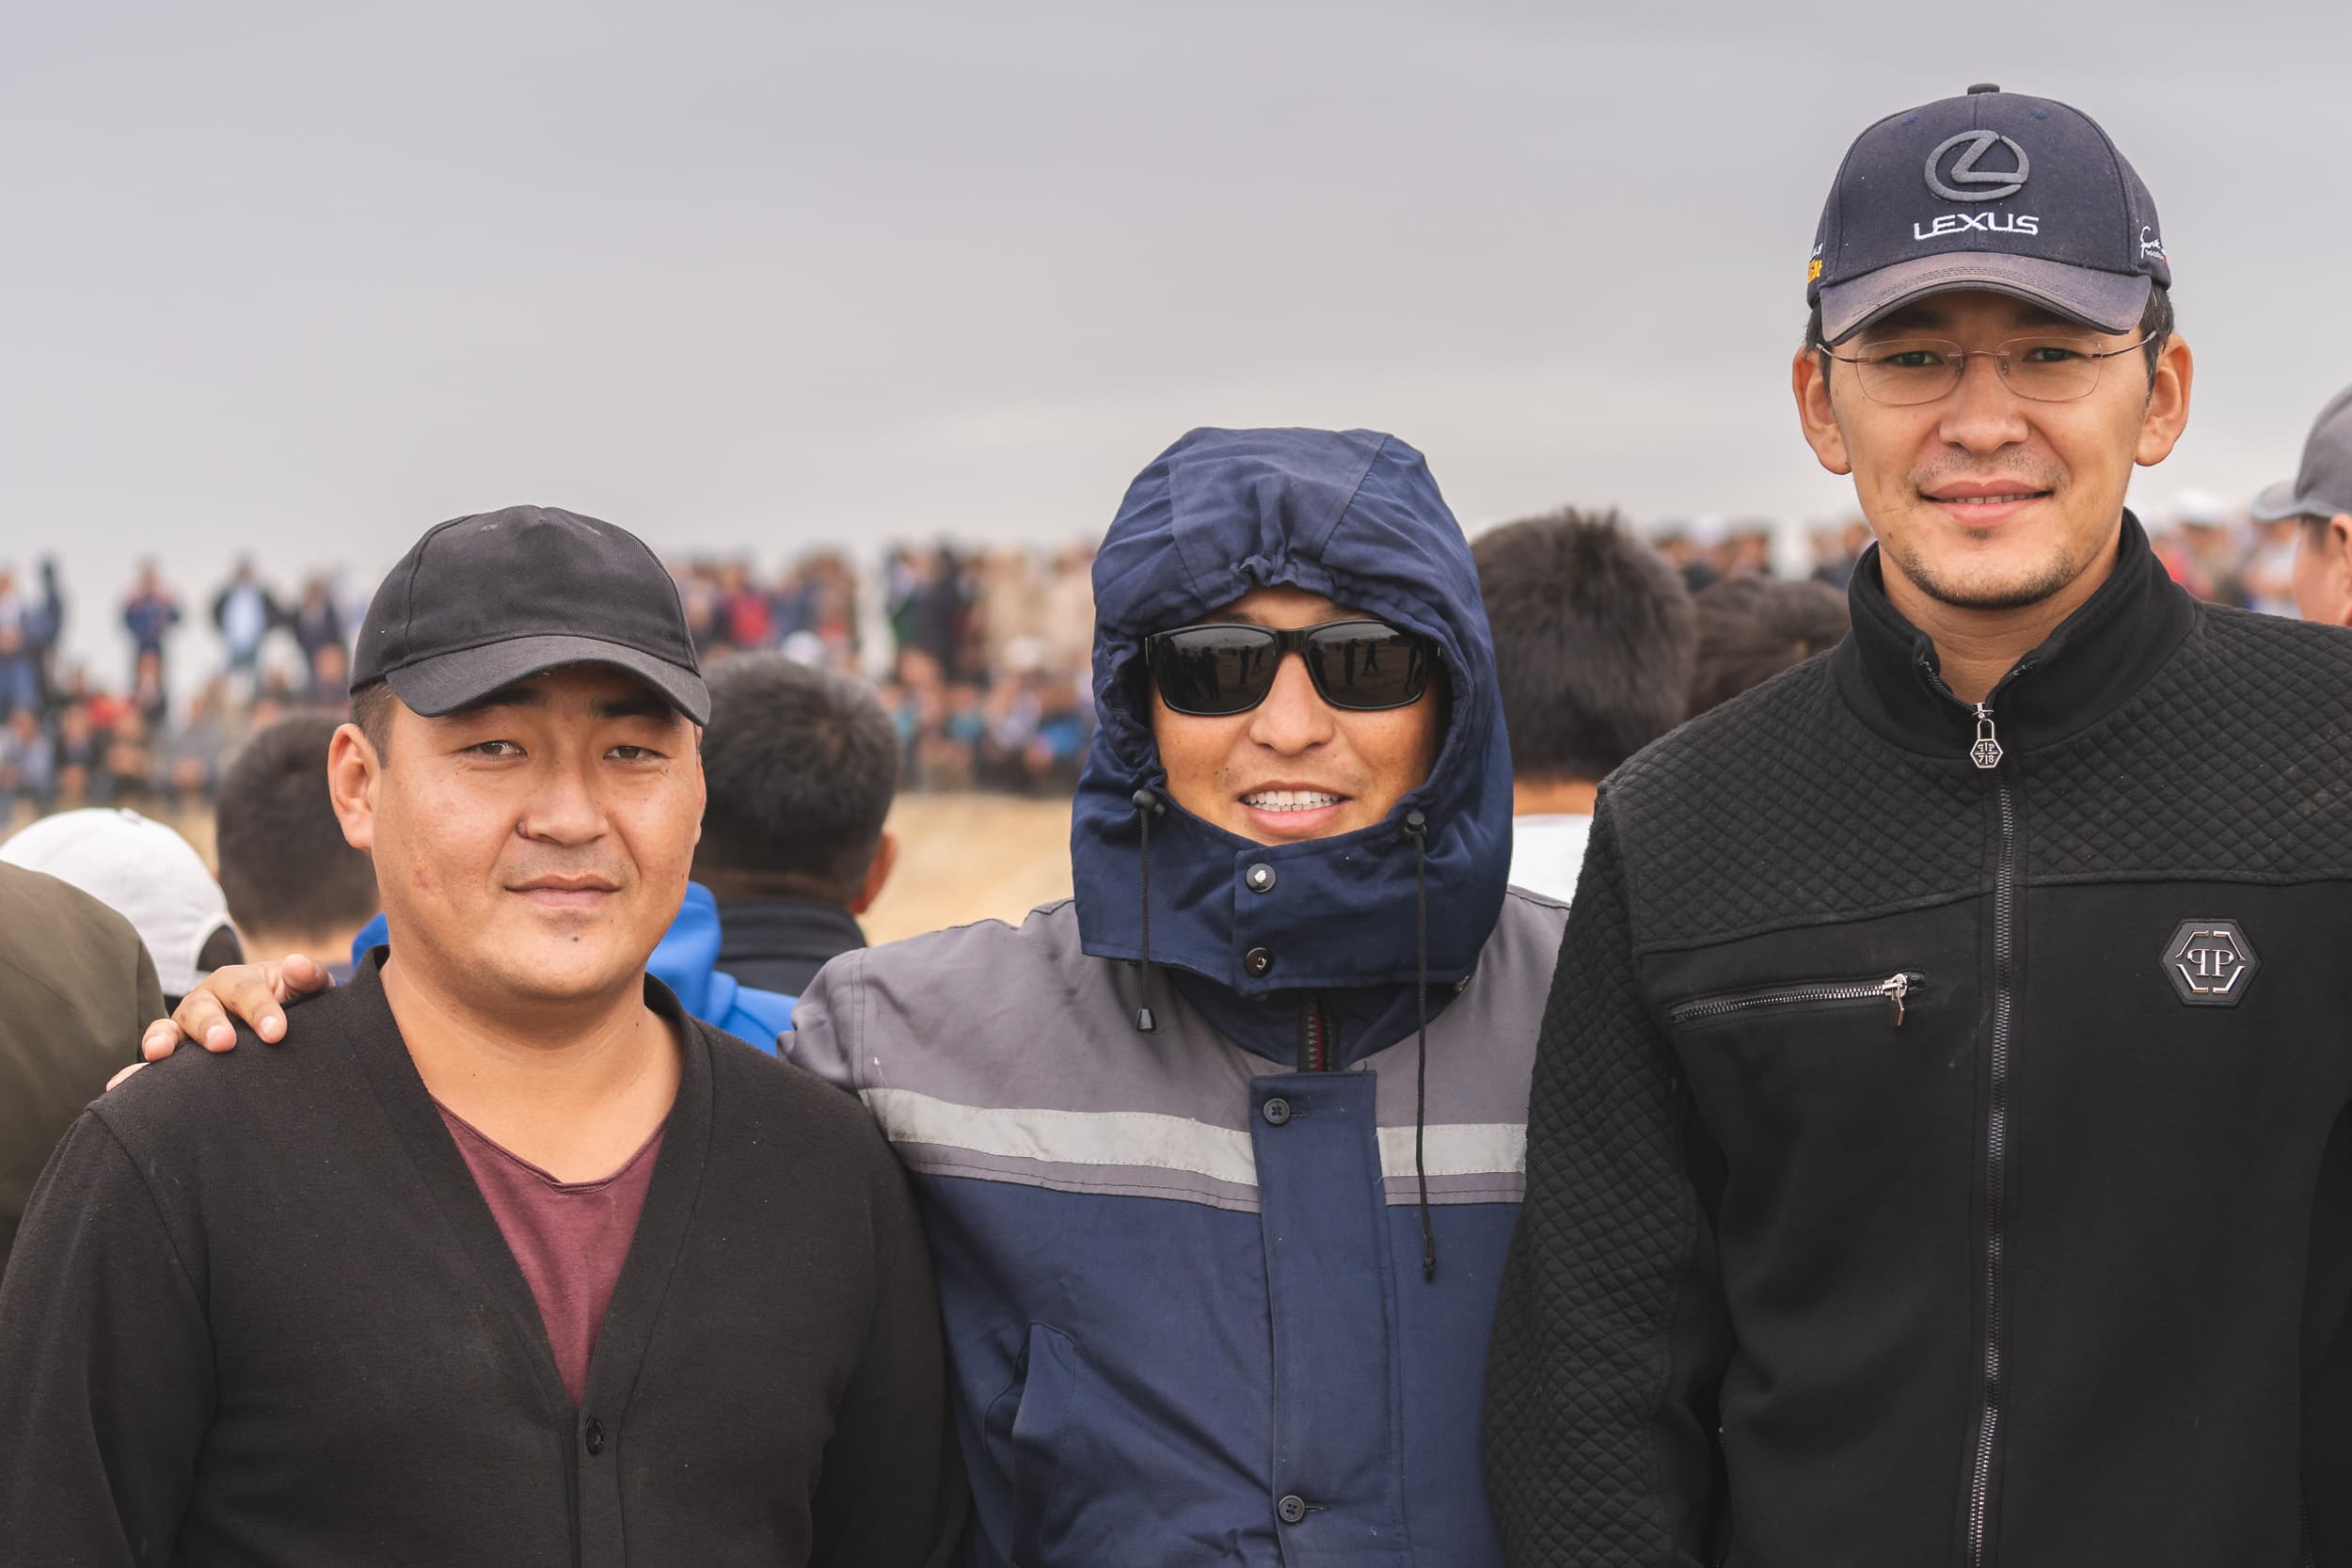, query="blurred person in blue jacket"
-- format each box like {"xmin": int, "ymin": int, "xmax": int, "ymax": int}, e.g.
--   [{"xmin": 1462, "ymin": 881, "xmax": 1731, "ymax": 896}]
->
[{"xmin": 151, "ymin": 427, "xmax": 1561, "ymax": 1564}]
